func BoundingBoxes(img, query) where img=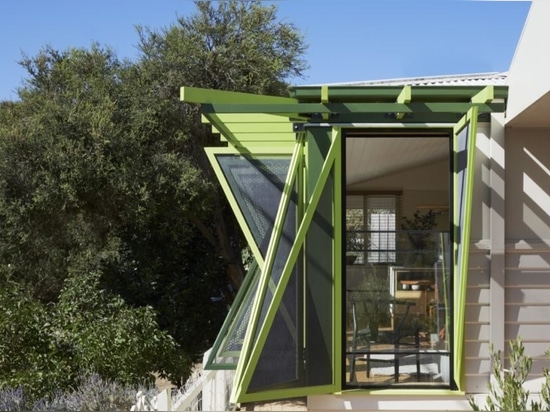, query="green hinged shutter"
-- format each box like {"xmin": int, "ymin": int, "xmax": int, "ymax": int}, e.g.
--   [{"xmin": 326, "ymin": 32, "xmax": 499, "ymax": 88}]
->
[{"xmin": 453, "ymin": 106, "xmax": 479, "ymax": 390}]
